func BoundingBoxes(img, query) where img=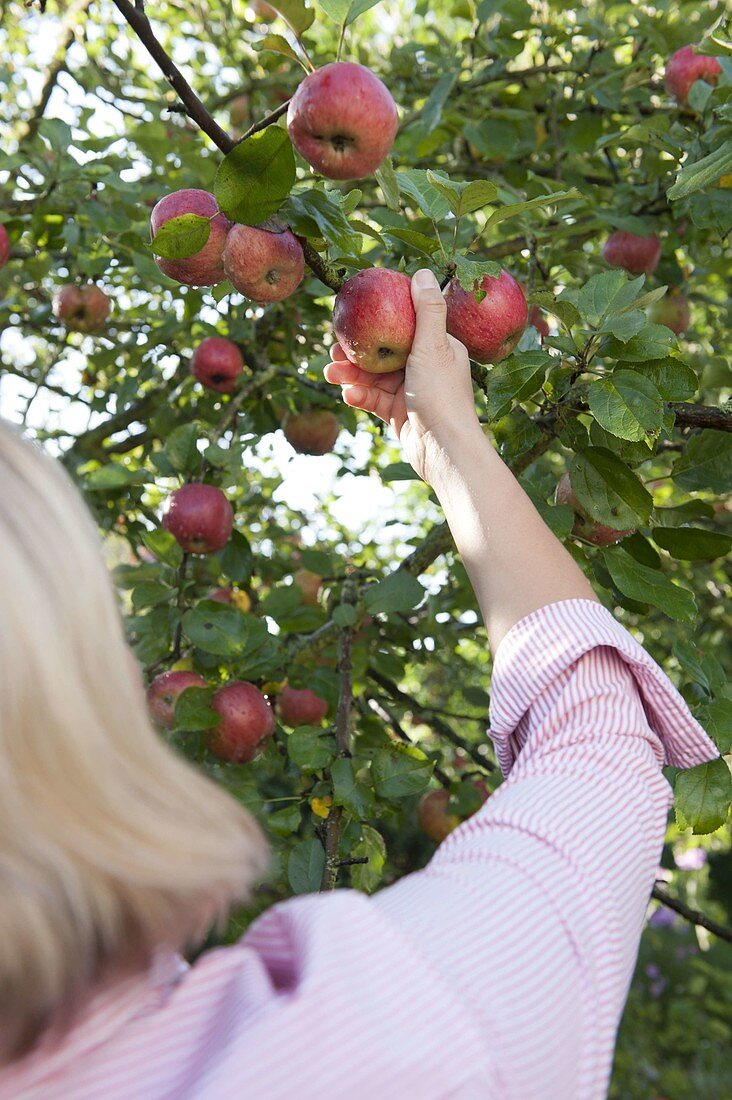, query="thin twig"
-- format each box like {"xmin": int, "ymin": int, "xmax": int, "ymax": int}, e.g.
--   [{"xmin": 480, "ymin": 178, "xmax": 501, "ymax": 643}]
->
[{"xmin": 651, "ymin": 885, "xmax": 732, "ymax": 944}]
